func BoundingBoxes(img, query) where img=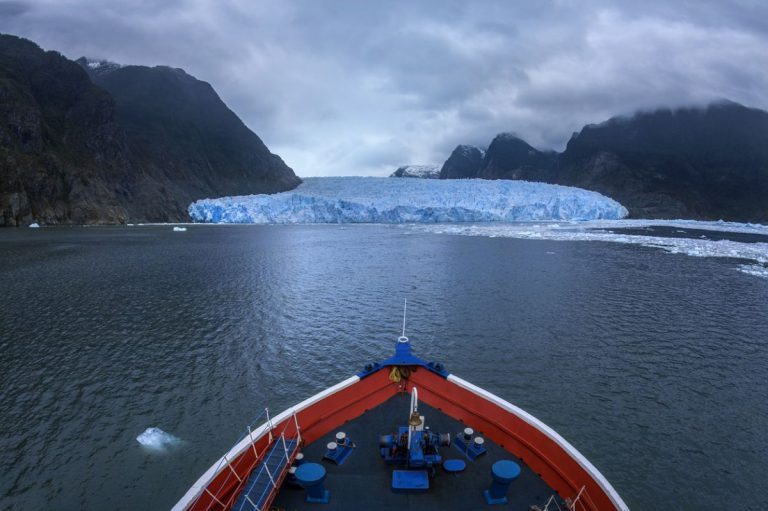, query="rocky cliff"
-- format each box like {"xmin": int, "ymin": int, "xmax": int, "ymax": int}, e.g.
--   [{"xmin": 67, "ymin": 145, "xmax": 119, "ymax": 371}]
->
[
  {"xmin": 0, "ymin": 34, "xmax": 299, "ymax": 226},
  {"xmin": 439, "ymin": 145, "xmax": 484, "ymax": 179},
  {"xmin": 477, "ymin": 134, "xmax": 557, "ymax": 182},
  {"xmin": 558, "ymin": 101, "xmax": 768, "ymax": 220}
]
